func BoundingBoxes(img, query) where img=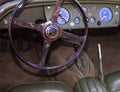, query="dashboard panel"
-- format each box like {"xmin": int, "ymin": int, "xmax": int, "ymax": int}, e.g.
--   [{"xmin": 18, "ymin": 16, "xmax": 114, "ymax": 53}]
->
[
  {"xmin": 45, "ymin": 4, "xmax": 119, "ymax": 29},
  {"xmin": 0, "ymin": 0, "xmax": 120, "ymax": 30}
]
